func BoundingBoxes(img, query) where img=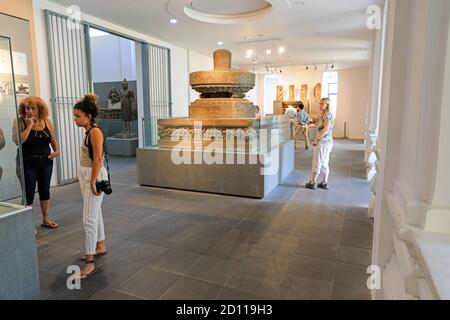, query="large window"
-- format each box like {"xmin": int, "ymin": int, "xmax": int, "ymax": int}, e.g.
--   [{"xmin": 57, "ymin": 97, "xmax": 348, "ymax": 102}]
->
[
  {"xmin": 322, "ymin": 71, "xmax": 338, "ymax": 116},
  {"xmin": 263, "ymin": 75, "xmax": 278, "ymax": 115}
]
